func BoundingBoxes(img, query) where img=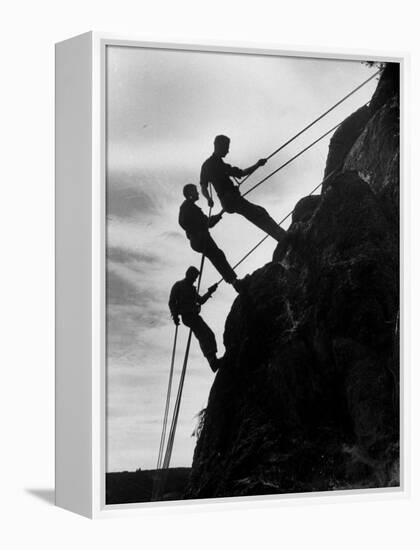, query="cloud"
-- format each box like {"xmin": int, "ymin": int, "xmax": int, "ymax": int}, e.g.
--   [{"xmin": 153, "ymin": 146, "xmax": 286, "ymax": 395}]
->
[
  {"xmin": 107, "ymin": 246, "xmax": 162, "ymax": 268},
  {"xmin": 107, "ymin": 182, "xmax": 158, "ymax": 219},
  {"xmin": 159, "ymin": 230, "xmax": 185, "ymax": 241},
  {"xmin": 106, "ymin": 169, "xmax": 176, "ymax": 220},
  {"xmin": 107, "ymin": 269, "xmax": 140, "ymax": 306}
]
